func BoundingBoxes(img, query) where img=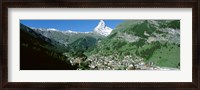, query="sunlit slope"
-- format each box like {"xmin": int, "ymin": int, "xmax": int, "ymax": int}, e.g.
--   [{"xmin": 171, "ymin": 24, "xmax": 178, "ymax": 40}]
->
[{"xmin": 85, "ymin": 20, "xmax": 180, "ymax": 69}]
